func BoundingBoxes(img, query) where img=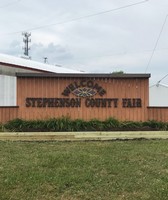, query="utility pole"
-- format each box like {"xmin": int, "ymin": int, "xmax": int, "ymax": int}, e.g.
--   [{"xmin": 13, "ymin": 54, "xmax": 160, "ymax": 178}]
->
[
  {"xmin": 43, "ymin": 57, "xmax": 48, "ymax": 63},
  {"xmin": 22, "ymin": 32, "xmax": 31, "ymax": 57}
]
